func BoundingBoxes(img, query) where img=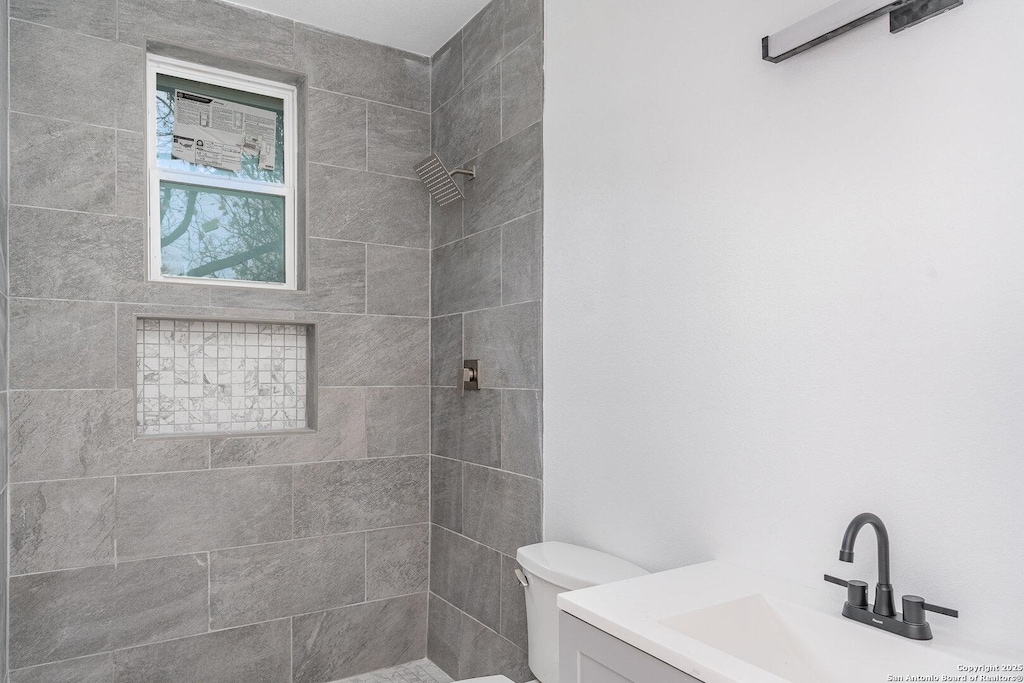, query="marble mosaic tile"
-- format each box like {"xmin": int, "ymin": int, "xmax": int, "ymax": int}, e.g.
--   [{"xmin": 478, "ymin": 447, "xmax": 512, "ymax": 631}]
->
[
  {"xmin": 331, "ymin": 658, "xmax": 452, "ymax": 683},
  {"xmin": 135, "ymin": 318, "xmax": 310, "ymax": 436}
]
